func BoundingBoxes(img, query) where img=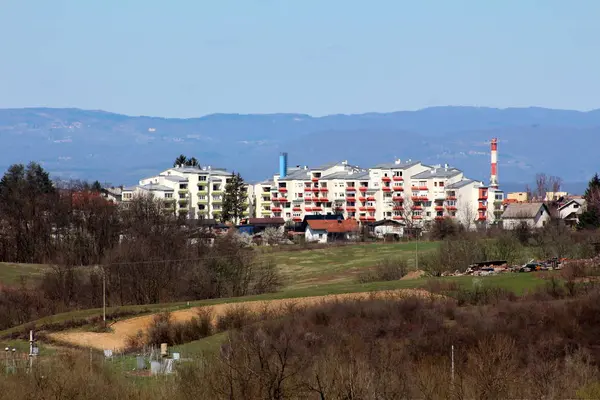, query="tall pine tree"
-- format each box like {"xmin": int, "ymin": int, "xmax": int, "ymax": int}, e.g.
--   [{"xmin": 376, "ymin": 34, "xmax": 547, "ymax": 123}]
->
[
  {"xmin": 221, "ymin": 172, "xmax": 248, "ymax": 224},
  {"xmin": 578, "ymin": 173, "xmax": 600, "ymax": 229}
]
